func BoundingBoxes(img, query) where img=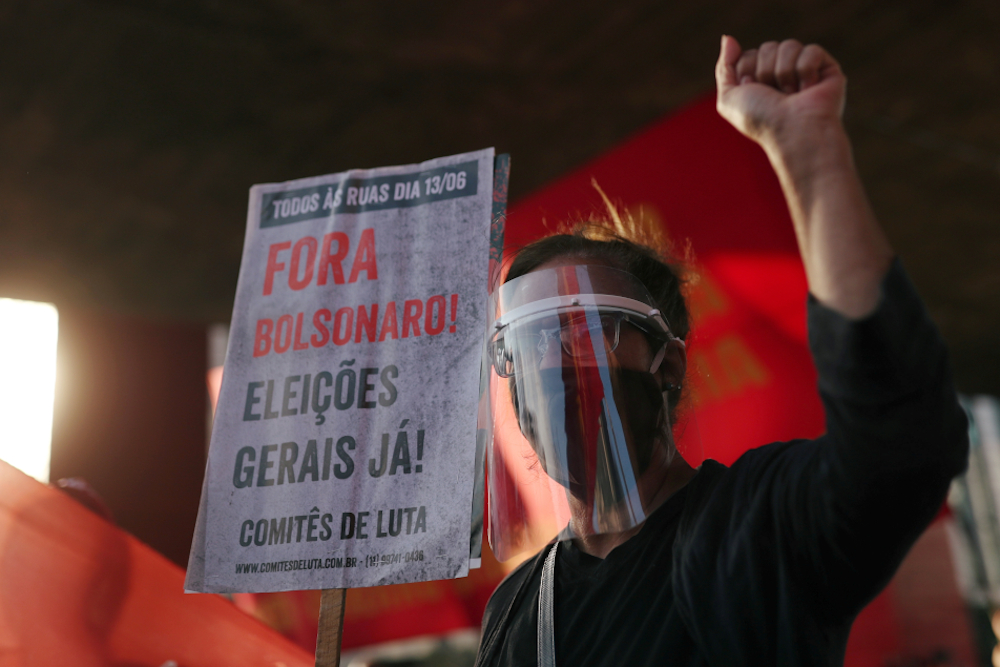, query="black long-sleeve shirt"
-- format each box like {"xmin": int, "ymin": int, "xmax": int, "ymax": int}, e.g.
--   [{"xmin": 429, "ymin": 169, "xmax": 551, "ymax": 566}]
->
[{"xmin": 475, "ymin": 259, "xmax": 969, "ymax": 667}]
